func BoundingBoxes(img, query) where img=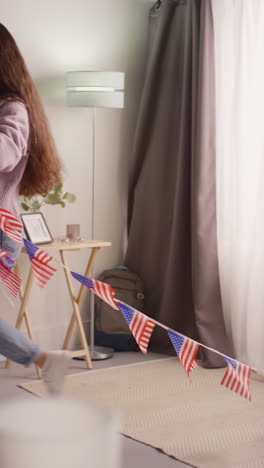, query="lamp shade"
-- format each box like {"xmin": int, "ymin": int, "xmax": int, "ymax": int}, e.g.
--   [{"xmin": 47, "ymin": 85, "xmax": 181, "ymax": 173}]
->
[{"xmin": 66, "ymin": 71, "xmax": 125, "ymax": 108}]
